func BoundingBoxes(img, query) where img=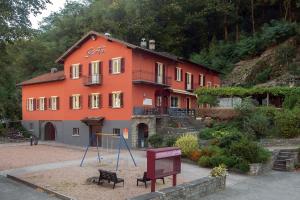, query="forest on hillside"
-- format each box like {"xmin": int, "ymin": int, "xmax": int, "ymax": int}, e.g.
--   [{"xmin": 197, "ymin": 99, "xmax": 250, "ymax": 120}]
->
[{"xmin": 0, "ymin": 0, "xmax": 300, "ymax": 120}]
